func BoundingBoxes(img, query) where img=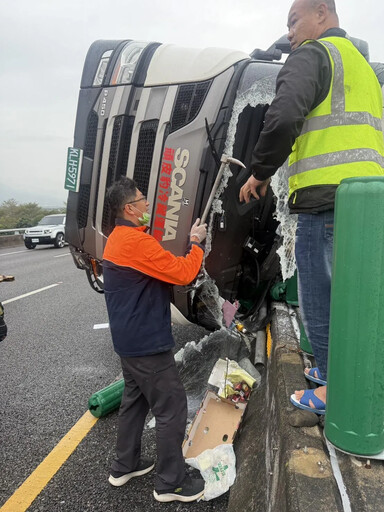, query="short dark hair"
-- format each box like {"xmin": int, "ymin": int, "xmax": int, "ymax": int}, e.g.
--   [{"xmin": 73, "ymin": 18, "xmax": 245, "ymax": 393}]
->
[{"xmin": 107, "ymin": 177, "xmax": 137, "ymax": 217}]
